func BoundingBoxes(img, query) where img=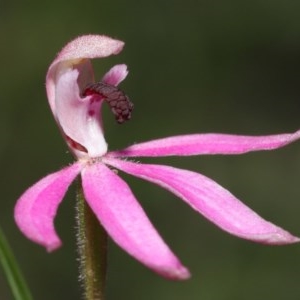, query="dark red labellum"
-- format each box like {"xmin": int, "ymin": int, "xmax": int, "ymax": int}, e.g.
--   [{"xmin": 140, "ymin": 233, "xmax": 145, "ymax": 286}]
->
[{"xmin": 83, "ymin": 82, "xmax": 134, "ymax": 124}]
